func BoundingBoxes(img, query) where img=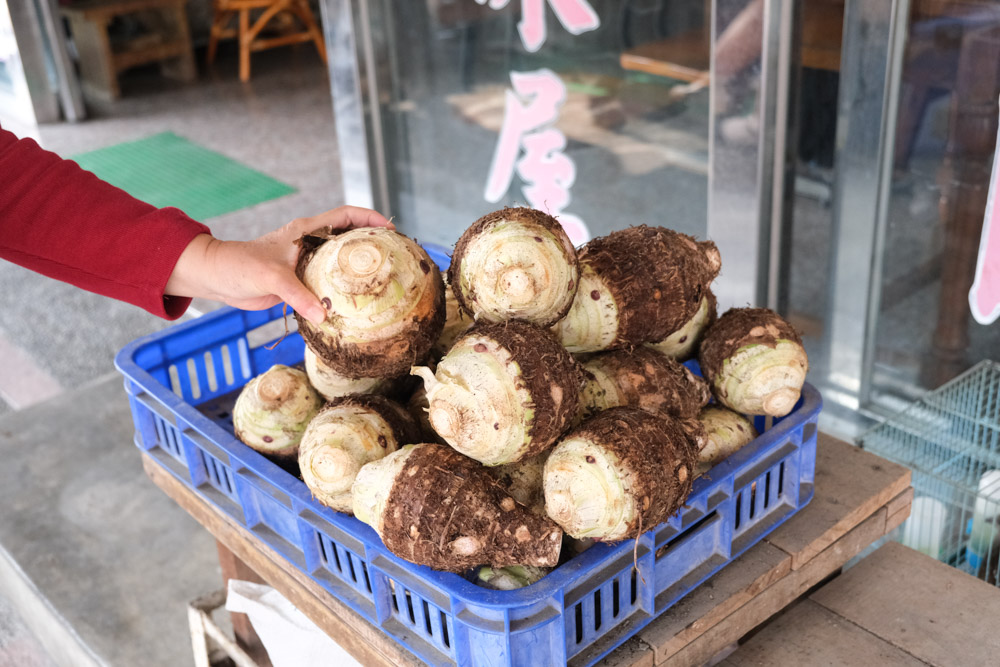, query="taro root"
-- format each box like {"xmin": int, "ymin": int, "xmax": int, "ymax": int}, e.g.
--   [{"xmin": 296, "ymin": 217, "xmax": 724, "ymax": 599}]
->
[
  {"xmin": 411, "ymin": 319, "xmax": 583, "ymax": 466},
  {"xmin": 449, "ymin": 207, "xmax": 579, "ymax": 327},
  {"xmin": 486, "ymin": 451, "xmax": 549, "ymax": 515},
  {"xmin": 304, "ymin": 346, "xmax": 387, "ymax": 401},
  {"xmin": 696, "ymin": 405, "xmax": 759, "ymax": 475},
  {"xmin": 298, "ymin": 395, "xmax": 420, "ymax": 514},
  {"xmin": 352, "ymin": 443, "xmax": 564, "ymax": 571},
  {"xmin": 698, "ymin": 307, "xmax": 809, "ymax": 417},
  {"xmin": 577, "ymin": 346, "xmax": 711, "ymax": 424},
  {"xmin": 294, "ymin": 227, "xmax": 445, "ymax": 379},
  {"xmin": 553, "ymin": 226, "xmax": 720, "ymax": 353},
  {"xmin": 543, "ymin": 407, "xmax": 697, "ymax": 541},
  {"xmin": 233, "ymin": 365, "xmax": 322, "ymax": 459},
  {"xmin": 647, "ymin": 290, "xmax": 717, "ymax": 360},
  {"xmin": 433, "ymin": 272, "xmax": 473, "ymax": 356},
  {"xmin": 476, "ymin": 565, "xmax": 551, "ymax": 590}
]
